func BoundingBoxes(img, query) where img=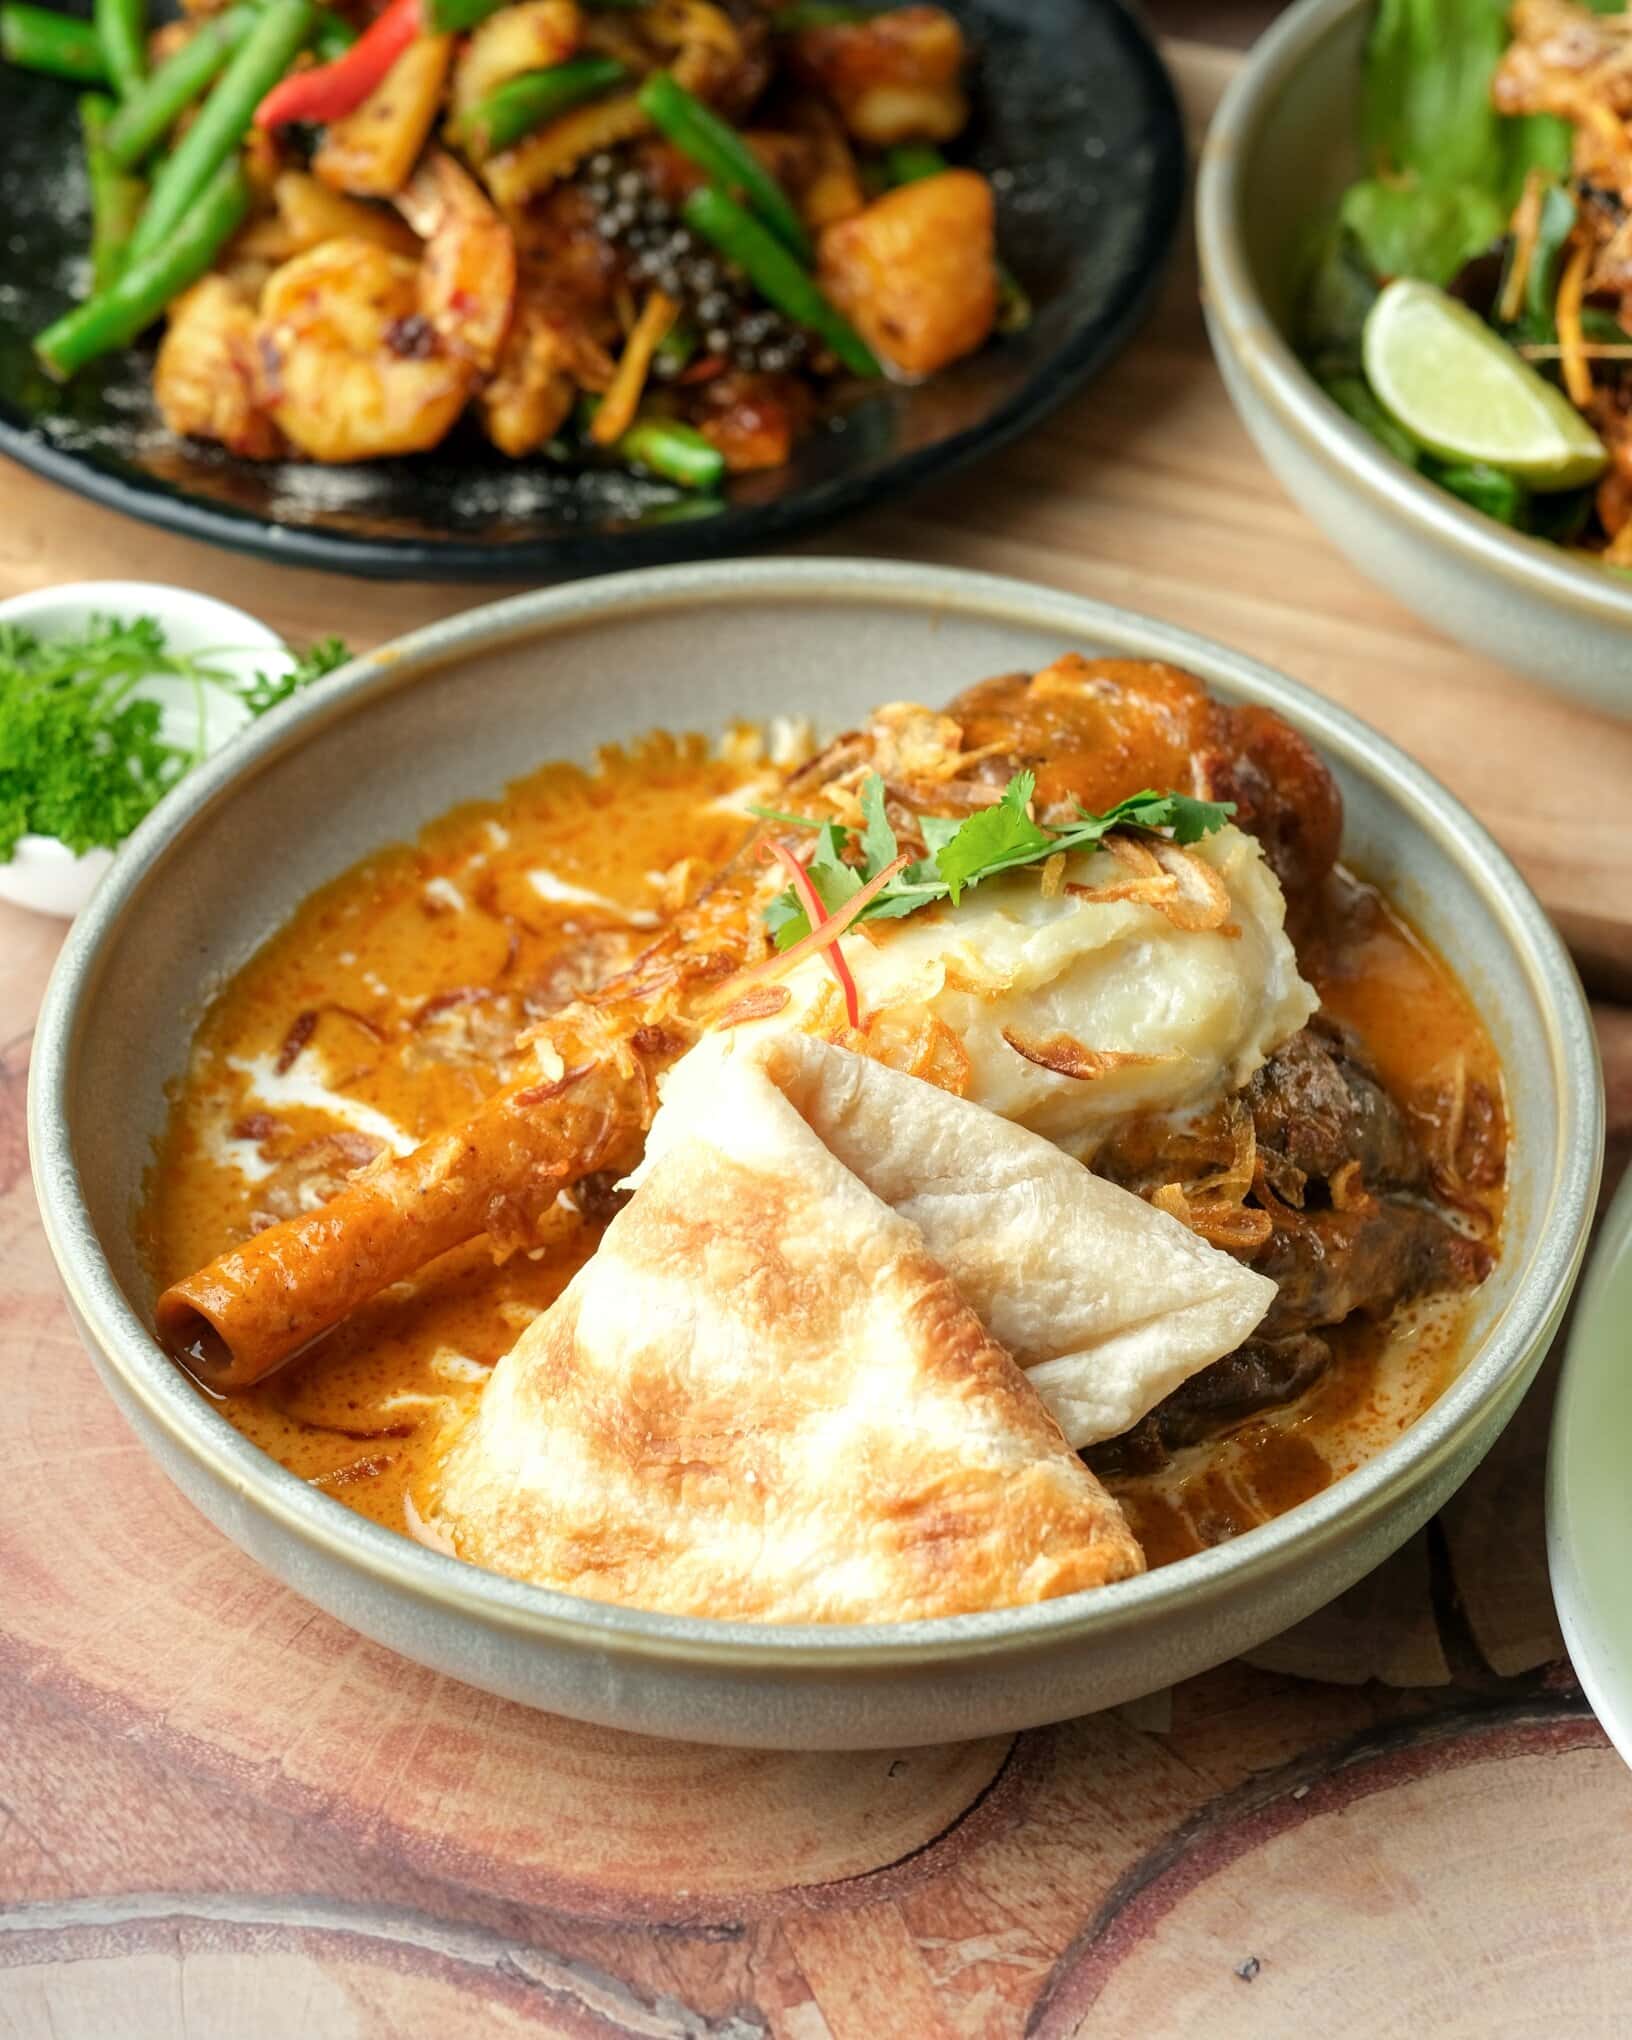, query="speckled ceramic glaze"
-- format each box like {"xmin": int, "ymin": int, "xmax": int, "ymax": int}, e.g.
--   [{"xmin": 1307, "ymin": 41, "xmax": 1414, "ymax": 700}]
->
[
  {"xmin": 0, "ymin": 0, "xmax": 1182, "ymax": 579},
  {"xmin": 1196, "ymin": 0, "xmax": 1632, "ymax": 716},
  {"xmin": 29, "ymin": 560, "xmax": 1603, "ymax": 1749}
]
